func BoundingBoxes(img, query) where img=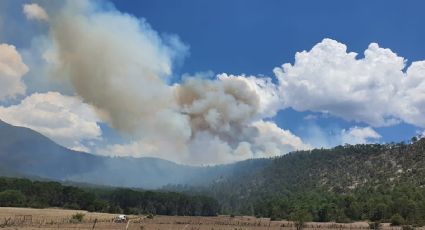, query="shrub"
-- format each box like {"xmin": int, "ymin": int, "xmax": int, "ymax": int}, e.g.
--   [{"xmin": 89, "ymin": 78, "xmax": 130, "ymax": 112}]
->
[
  {"xmin": 64, "ymin": 203, "xmax": 81, "ymax": 210},
  {"xmin": 71, "ymin": 213, "xmax": 85, "ymax": 222},
  {"xmin": 336, "ymin": 216, "xmax": 351, "ymax": 223},
  {"xmin": 270, "ymin": 215, "xmax": 282, "ymax": 221},
  {"xmin": 402, "ymin": 225, "xmax": 414, "ymax": 230},
  {"xmin": 289, "ymin": 209, "xmax": 312, "ymax": 230},
  {"xmin": 369, "ymin": 222, "xmax": 381, "ymax": 230},
  {"xmin": 390, "ymin": 214, "xmax": 405, "ymax": 226}
]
